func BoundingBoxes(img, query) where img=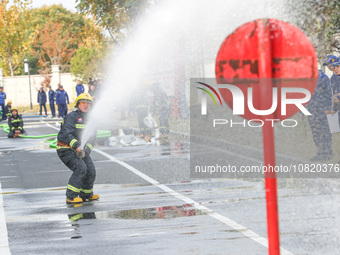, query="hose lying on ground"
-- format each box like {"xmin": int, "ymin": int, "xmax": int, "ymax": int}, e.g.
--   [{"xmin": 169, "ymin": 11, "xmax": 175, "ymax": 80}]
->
[{"xmin": 0, "ymin": 123, "xmax": 112, "ymax": 148}]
